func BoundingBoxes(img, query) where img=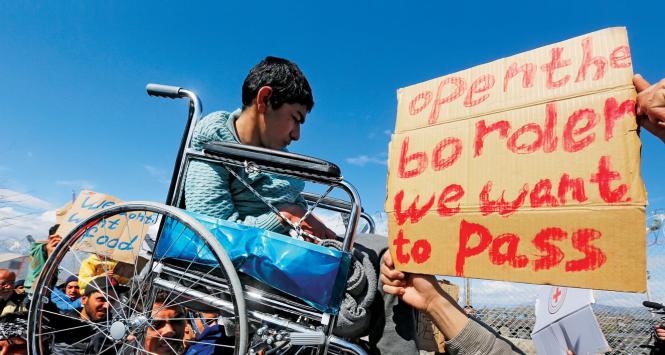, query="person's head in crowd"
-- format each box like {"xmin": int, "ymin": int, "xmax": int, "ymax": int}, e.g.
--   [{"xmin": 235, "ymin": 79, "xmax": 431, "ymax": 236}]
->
[
  {"xmin": 62, "ymin": 275, "xmax": 80, "ymax": 301},
  {"xmin": 0, "ymin": 269, "xmax": 16, "ymax": 301},
  {"xmin": 80, "ymin": 276, "xmax": 124, "ymax": 322},
  {"xmin": 240, "ymin": 56, "xmax": 314, "ymax": 150},
  {"xmin": 13, "ymin": 279, "xmax": 25, "ymax": 295},
  {"xmin": 144, "ymin": 292, "xmax": 186, "ymax": 353}
]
